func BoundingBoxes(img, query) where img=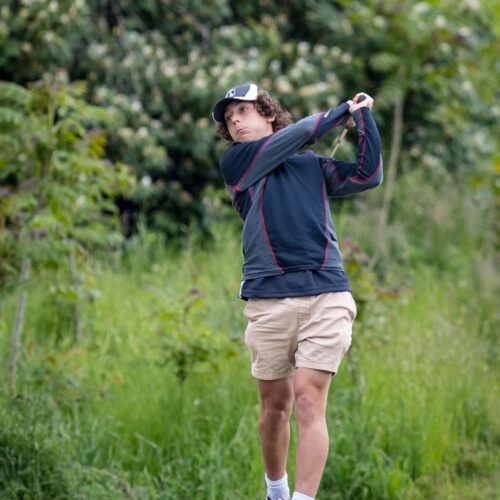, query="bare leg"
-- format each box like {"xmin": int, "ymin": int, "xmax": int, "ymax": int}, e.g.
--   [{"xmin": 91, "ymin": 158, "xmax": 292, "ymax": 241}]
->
[
  {"xmin": 257, "ymin": 377, "xmax": 294, "ymax": 479},
  {"xmin": 293, "ymin": 368, "xmax": 333, "ymax": 497}
]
